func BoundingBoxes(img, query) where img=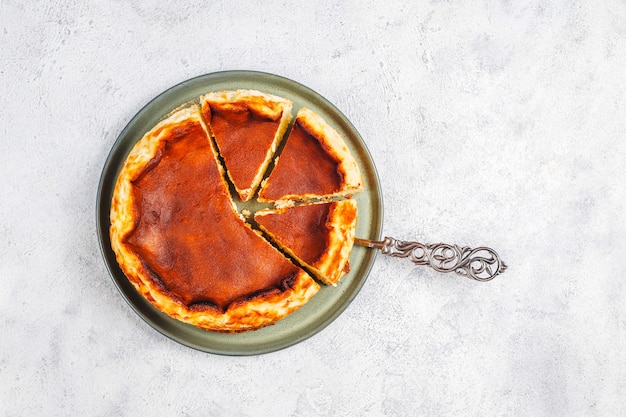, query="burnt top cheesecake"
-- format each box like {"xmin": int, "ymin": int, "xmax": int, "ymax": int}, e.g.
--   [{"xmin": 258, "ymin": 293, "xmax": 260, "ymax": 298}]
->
[
  {"xmin": 110, "ymin": 91, "xmax": 363, "ymax": 333},
  {"xmin": 201, "ymin": 90, "xmax": 292, "ymax": 202},
  {"xmin": 110, "ymin": 105, "xmax": 318, "ymax": 332},
  {"xmin": 258, "ymin": 107, "xmax": 363, "ymax": 204},
  {"xmin": 255, "ymin": 199, "xmax": 358, "ymax": 286}
]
